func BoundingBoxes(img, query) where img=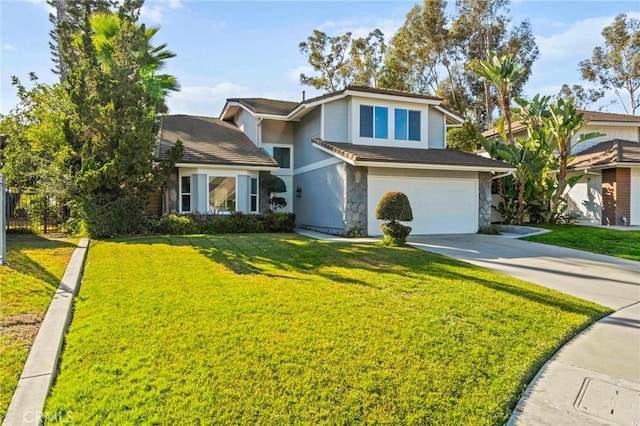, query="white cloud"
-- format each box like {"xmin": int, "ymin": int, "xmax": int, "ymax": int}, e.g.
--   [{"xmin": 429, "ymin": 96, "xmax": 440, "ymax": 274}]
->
[
  {"xmin": 166, "ymin": 83, "xmax": 250, "ymax": 115},
  {"xmin": 535, "ymin": 11, "xmax": 640, "ymax": 65},
  {"xmin": 165, "ymin": 0, "xmax": 183, "ymax": 9},
  {"xmin": 318, "ymin": 17, "xmax": 402, "ymax": 41},
  {"xmin": 286, "ymin": 65, "xmax": 313, "ymax": 82},
  {"xmin": 26, "ymin": 0, "xmax": 54, "ymax": 14},
  {"xmin": 3, "ymin": 43, "xmax": 15, "ymax": 51},
  {"xmin": 140, "ymin": 5, "xmax": 165, "ymax": 24}
]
